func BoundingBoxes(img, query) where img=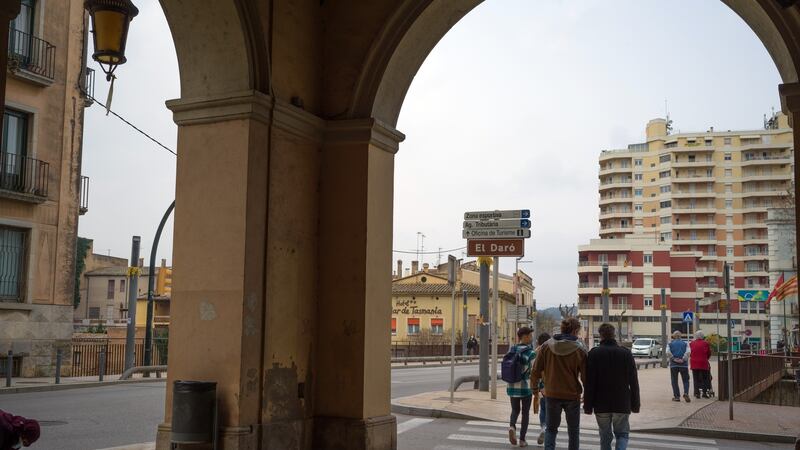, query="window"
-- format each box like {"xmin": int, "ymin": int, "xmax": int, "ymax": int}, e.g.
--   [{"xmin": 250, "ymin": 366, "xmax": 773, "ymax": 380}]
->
[
  {"xmin": 660, "ymin": 185, "xmax": 671, "ymax": 193},
  {"xmin": 665, "ymin": 142, "xmax": 677, "ymax": 149},
  {"xmin": 0, "ymin": 226, "xmax": 27, "ymax": 302},
  {"xmin": 431, "ymin": 318, "xmax": 444, "ymax": 335},
  {"xmin": 704, "ymin": 139, "xmax": 713, "ymax": 146},
  {"xmin": 724, "ymin": 137, "xmax": 732, "ymax": 145},
  {"xmin": 725, "ymin": 199, "xmax": 733, "ymax": 209},
  {"xmin": 726, "ymin": 216, "xmax": 733, "ymax": 227},
  {"xmin": 659, "ymin": 170, "xmax": 670, "ymax": 179},
  {"xmin": 120, "ymin": 279, "xmax": 126, "ymax": 292},
  {"xmin": 724, "ymin": 169, "xmax": 732, "ymax": 178},
  {"xmin": 706, "ymin": 169, "xmax": 713, "ymax": 177},
  {"xmin": 634, "ymin": 219, "xmax": 643, "ymax": 226},
  {"xmin": 660, "ymin": 200, "xmax": 672, "ymax": 208},
  {"xmin": 644, "ymin": 296, "xmax": 653, "ymax": 307},
  {"xmin": 407, "ymin": 318, "xmax": 420, "ymax": 335},
  {"xmin": 2, "ymin": 109, "xmax": 30, "ymax": 179},
  {"xmin": 11, "ymin": 0, "xmax": 35, "ymax": 36},
  {"xmin": 89, "ymin": 307, "xmax": 101, "ymax": 319},
  {"xmin": 634, "ymin": 174, "xmax": 643, "ymax": 181},
  {"xmin": 724, "ymin": 152, "xmax": 732, "ymax": 161},
  {"xmin": 727, "ymin": 246, "xmax": 734, "ymax": 257},
  {"xmin": 634, "ymin": 159, "xmax": 642, "ymax": 166},
  {"xmin": 634, "ymin": 189, "xmax": 643, "ymax": 196},
  {"xmin": 391, "ymin": 318, "xmax": 397, "ymax": 335},
  {"xmin": 659, "ymin": 154, "xmax": 672, "ymax": 163},
  {"xmin": 644, "ymin": 254, "xmax": 653, "ymax": 264},
  {"xmin": 725, "ymin": 183, "xmax": 732, "ymax": 194},
  {"xmin": 660, "ymin": 216, "xmax": 671, "ymax": 224},
  {"xmin": 660, "ymin": 232, "xmax": 672, "ymax": 241},
  {"xmin": 634, "ymin": 204, "xmax": 643, "ymax": 212},
  {"xmin": 107, "ymin": 280, "xmax": 115, "ymax": 300},
  {"xmin": 598, "ymin": 254, "xmax": 608, "ymax": 264}
]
